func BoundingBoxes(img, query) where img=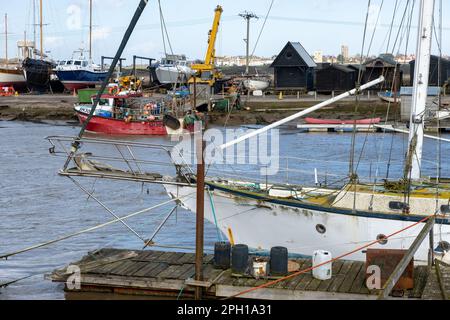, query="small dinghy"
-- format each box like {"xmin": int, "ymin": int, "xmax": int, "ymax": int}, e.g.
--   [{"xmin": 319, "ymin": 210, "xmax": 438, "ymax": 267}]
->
[{"xmin": 304, "ymin": 117, "xmax": 381, "ymax": 125}]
